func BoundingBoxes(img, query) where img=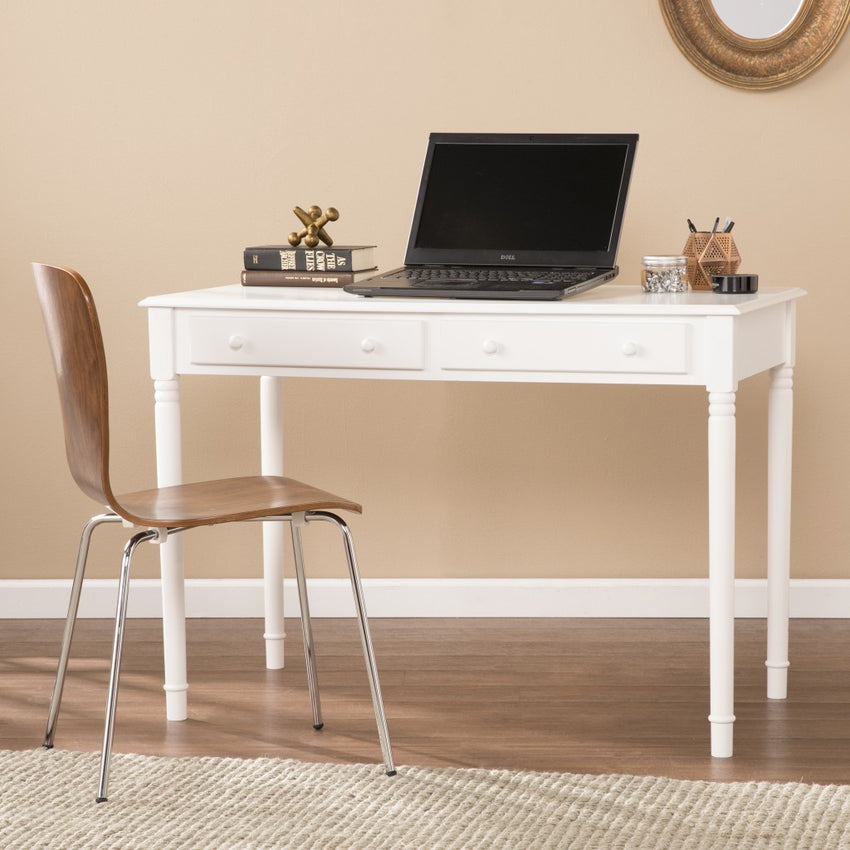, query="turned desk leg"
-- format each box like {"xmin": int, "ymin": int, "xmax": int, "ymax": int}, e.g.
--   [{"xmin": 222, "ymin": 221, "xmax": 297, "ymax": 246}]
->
[
  {"xmin": 260, "ymin": 376, "xmax": 286, "ymax": 670},
  {"xmin": 154, "ymin": 378, "xmax": 189, "ymax": 721},
  {"xmin": 766, "ymin": 365, "xmax": 794, "ymax": 699},
  {"xmin": 707, "ymin": 390, "xmax": 736, "ymax": 758}
]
